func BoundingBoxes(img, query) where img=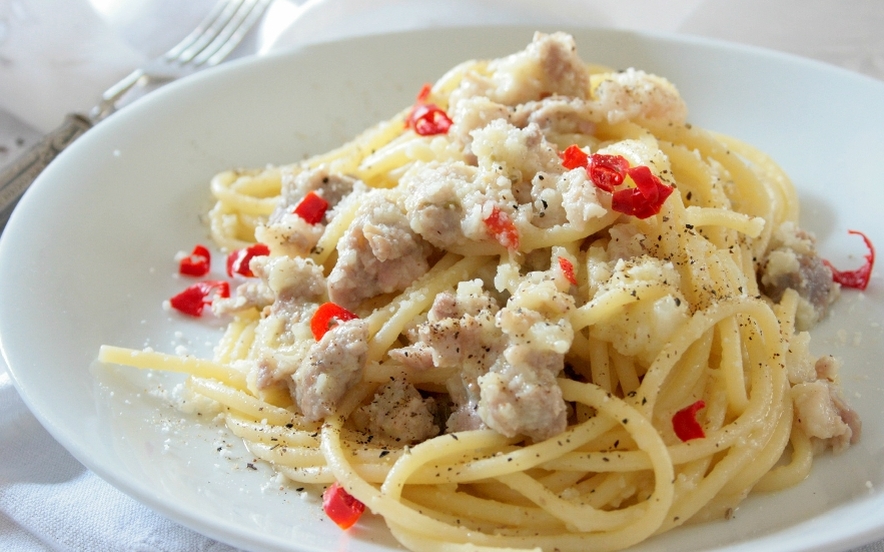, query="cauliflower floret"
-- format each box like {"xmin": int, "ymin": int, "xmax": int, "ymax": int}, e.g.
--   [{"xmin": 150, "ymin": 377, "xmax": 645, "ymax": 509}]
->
[
  {"xmin": 589, "ymin": 257, "xmax": 689, "ymax": 365},
  {"xmin": 593, "ymin": 68, "xmax": 688, "ymax": 125},
  {"xmin": 470, "ymin": 119, "xmax": 562, "ymax": 187},
  {"xmin": 485, "ymin": 31, "xmax": 590, "ymax": 105},
  {"xmin": 353, "ymin": 379, "xmax": 439, "ymax": 444}
]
